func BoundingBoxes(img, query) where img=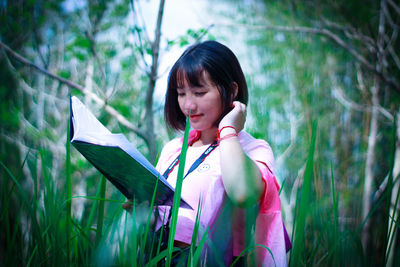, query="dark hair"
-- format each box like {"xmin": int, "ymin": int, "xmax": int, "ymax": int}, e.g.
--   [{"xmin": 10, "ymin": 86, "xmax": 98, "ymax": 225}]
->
[{"xmin": 164, "ymin": 40, "xmax": 248, "ymax": 131}]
